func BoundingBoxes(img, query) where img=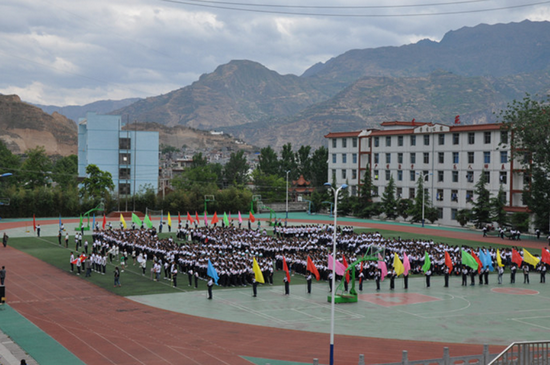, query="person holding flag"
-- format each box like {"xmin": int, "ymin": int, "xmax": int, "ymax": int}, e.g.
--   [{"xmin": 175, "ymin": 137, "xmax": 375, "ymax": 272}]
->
[
  {"xmin": 207, "ymin": 259, "xmax": 219, "ymax": 299},
  {"xmin": 393, "ymin": 252, "xmax": 404, "ymax": 290},
  {"xmin": 444, "ymin": 251, "xmax": 453, "ymax": 287},
  {"xmin": 496, "ymin": 249, "xmax": 505, "ymax": 284},
  {"xmin": 403, "ymin": 252, "xmax": 410, "ymax": 289},
  {"xmin": 252, "ymin": 257, "xmax": 264, "ymax": 297},
  {"xmin": 282, "ymin": 256, "xmax": 290, "ymax": 295},
  {"xmin": 306, "ymin": 256, "xmax": 320, "ymax": 294},
  {"xmin": 422, "ymin": 251, "xmax": 432, "ymax": 287}
]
